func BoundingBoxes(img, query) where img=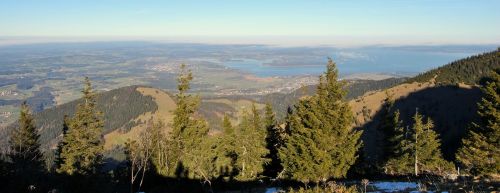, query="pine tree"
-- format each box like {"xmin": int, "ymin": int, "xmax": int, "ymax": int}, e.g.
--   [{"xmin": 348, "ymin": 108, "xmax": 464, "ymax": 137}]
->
[
  {"xmin": 264, "ymin": 103, "xmax": 285, "ymax": 178},
  {"xmin": 376, "ymin": 93, "xmax": 408, "ymax": 172},
  {"xmin": 168, "ymin": 64, "xmax": 209, "ymax": 178},
  {"xmin": 457, "ymin": 69, "xmax": 500, "ymax": 177},
  {"xmin": 234, "ymin": 107, "xmax": 270, "ymax": 181},
  {"xmin": 215, "ymin": 114, "xmax": 238, "ymax": 179},
  {"xmin": 9, "ymin": 101, "xmax": 44, "ymax": 175},
  {"xmin": 222, "ymin": 114, "xmax": 235, "ymax": 136},
  {"xmin": 54, "ymin": 115, "xmax": 69, "ymax": 170},
  {"xmin": 385, "ymin": 111, "xmax": 454, "ymax": 176},
  {"xmin": 379, "ymin": 92, "xmax": 397, "ymax": 155},
  {"xmin": 264, "ymin": 103, "xmax": 276, "ymax": 131},
  {"xmin": 187, "ymin": 135, "xmax": 219, "ymax": 188},
  {"xmin": 279, "ymin": 58, "xmax": 362, "ymax": 183},
  {"xmin": 386, "ymin": 110, "xmax": 405, "ymax": 159},
  {"xmin": 57, "ymin": 77, "xmax": 104, "ymax": 175}
]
